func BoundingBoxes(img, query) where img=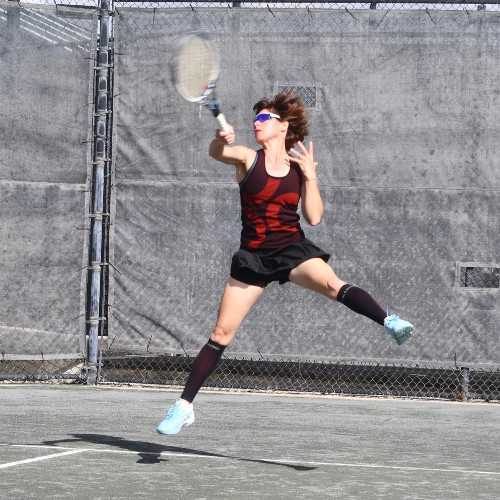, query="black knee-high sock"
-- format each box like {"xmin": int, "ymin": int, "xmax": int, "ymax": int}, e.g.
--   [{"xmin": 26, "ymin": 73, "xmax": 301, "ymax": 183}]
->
[
  {"xmin": 337, "ymin": 284, "xmax": 387, "ymax": 326},
  {"xmin": 181, "ymin": 339, "xmax": 226, "ymax": 403}
]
